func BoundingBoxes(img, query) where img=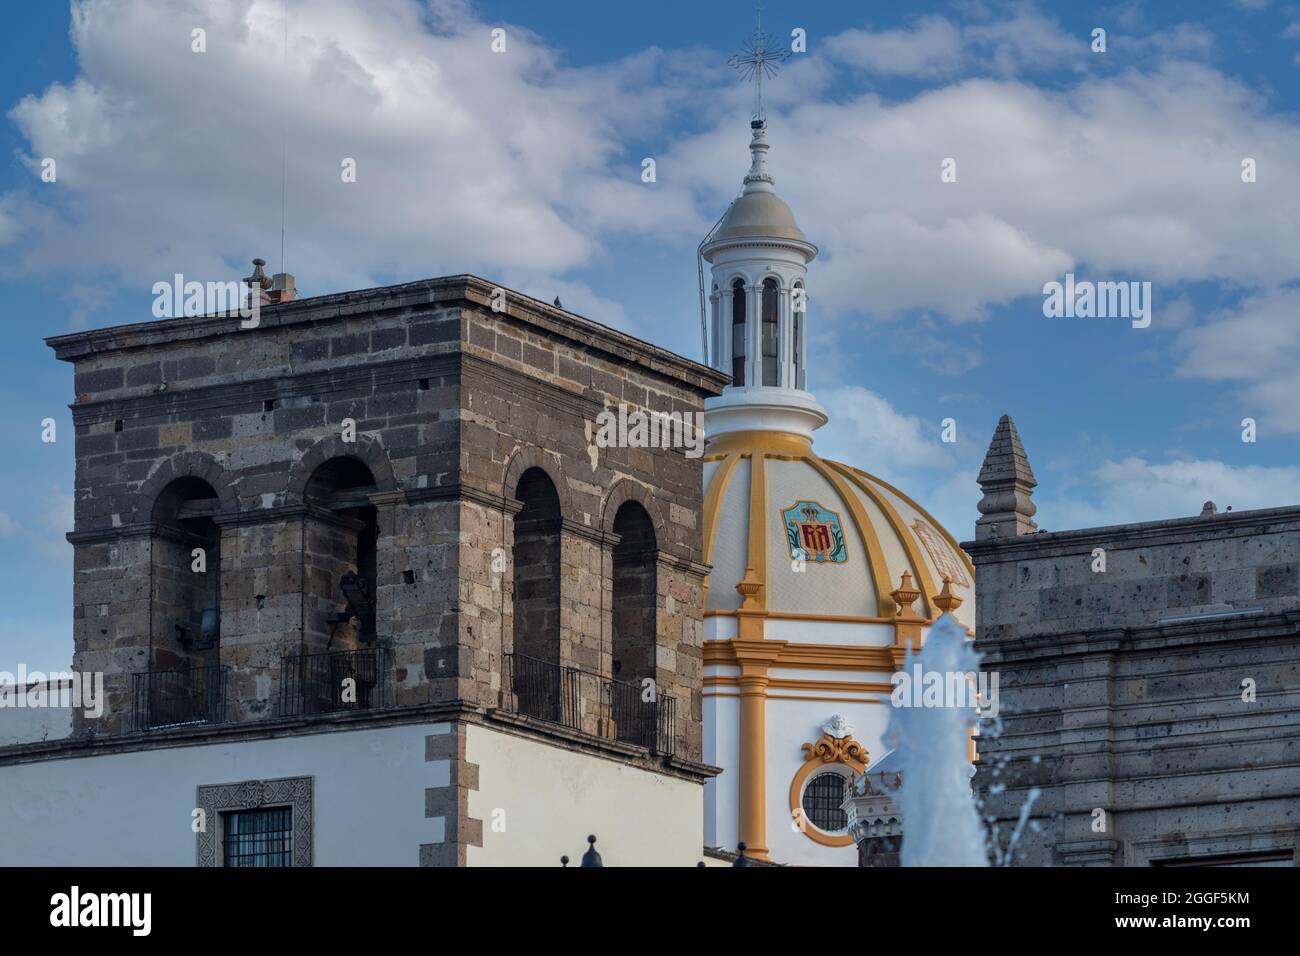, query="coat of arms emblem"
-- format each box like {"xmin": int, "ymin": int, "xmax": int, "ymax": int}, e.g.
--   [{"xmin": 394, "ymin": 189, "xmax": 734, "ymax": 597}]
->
[{"xmin": 782, "ymin": 500, "xmax": 848, "ymax": 564}]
